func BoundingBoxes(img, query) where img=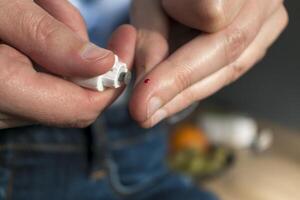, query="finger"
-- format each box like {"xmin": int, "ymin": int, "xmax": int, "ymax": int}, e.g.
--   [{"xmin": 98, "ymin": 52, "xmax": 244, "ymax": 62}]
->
[
  {"xmin": 0, "ymin": 0, "xmax": 114, "ymax": 78},
  {"xmin": 162, "ymin": 0, "xmax": 247, "ymax": 32},
  {"xmin": 130, "ymin": 0, "xmax": 283, "ymax": 123},
  {"xmin": 107, "ymin": 25, "xmax": 137, "ymax": 68},
  {"xmin": 88, "ymin": 25, "xmax": 137, "ymax": 109},
  {"xmin": 34, "ymin": 0, "xmax": 89, "ymax": 40},
  {"xmin": 131, "ymin": 0, "xmax": 170, "ymax": 84},
  {"xmin": 0, "ymin": 24, "xmax": 136, "ymax": 128},
  {"xmin": 141, "ymin": 6, "xmax": 289, "ymax": 128}
]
